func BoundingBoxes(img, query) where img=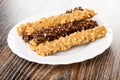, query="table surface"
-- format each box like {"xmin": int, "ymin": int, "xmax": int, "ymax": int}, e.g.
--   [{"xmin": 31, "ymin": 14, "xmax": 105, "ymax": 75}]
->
[{"xmin": 0, "ymin": 0, "xmax": 120, "ymax": 80}]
